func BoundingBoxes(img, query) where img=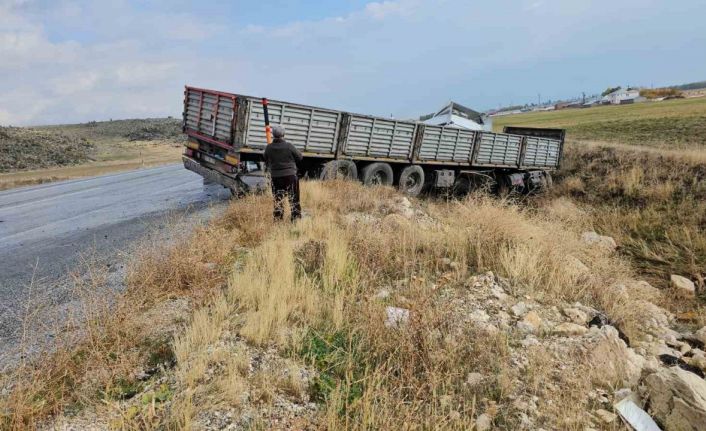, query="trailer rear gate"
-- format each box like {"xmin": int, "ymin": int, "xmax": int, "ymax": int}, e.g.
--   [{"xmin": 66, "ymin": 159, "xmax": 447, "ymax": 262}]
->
[
  {"xmin": 521, "ymin": 137, "xmax": 561, "ymax": 168},
  {"xmin": 184, "ymin": 87, "xmax": 236, "ymax": 146}
]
